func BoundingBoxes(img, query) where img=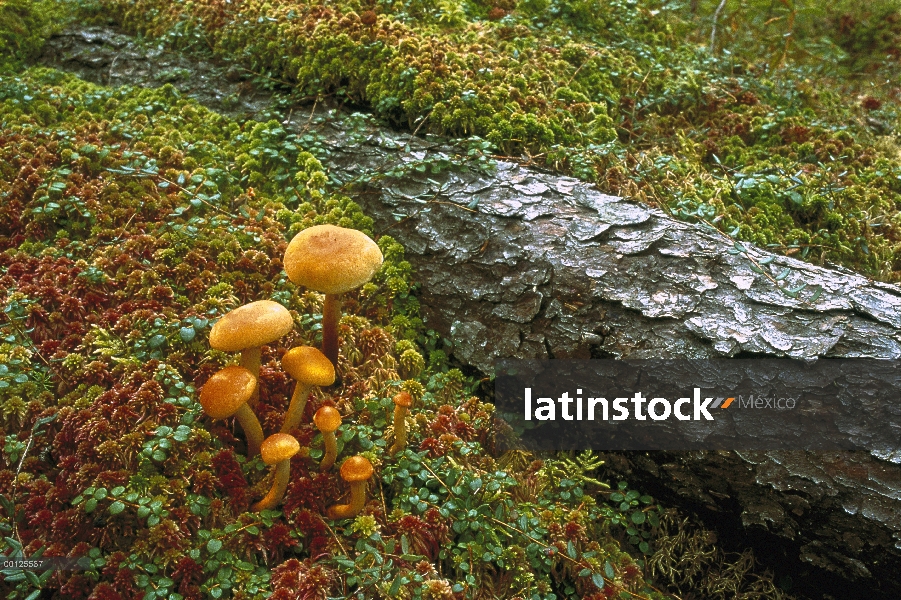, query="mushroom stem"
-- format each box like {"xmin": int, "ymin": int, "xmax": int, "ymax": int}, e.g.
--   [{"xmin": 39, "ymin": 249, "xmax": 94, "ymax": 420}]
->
[
  {"xmin": 321, "ymin": 293, "xmax": 341, "ymax": 368},
  {"xmin": 235, "ymin": 403, "xmax": 264, "ymax": 457},
  {"xmin": 280, "ymin": 383, "xmax": 313, "ymax": 433},
  {"xmin": 328, "ymin": 481, "xmax": 367, "ymax": 519},
  {"xmin": 251, "ymin": 460, "xmax": 291, "ymax": 511},
  {"xmin": 320, "ymin": 431, "xmax": 337, "ymax": 472},
  {"xmin": 389, "ymin": 404, "xmax": 408, "ymax": 455},
  {"xmin": 240, "ymin": 346, "xmax": 262, "ymax": 407}
]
